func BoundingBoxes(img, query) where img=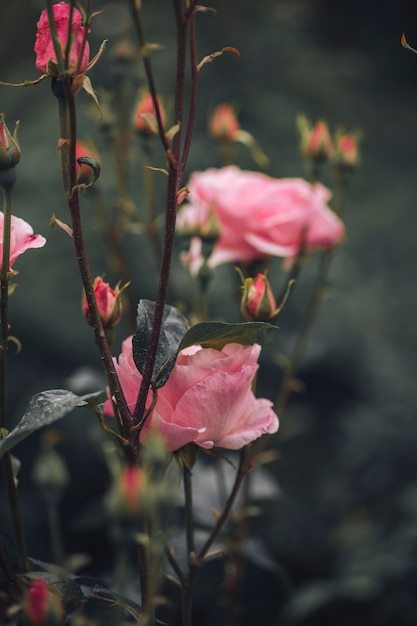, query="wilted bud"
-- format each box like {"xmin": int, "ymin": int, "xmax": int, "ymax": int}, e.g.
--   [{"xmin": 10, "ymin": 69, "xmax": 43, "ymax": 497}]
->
[
  {"xmin": 240, "ymin": 272, "xmax": 277, "ymax": 321},
  {"xmin": 134, "ymin": 91, "xmax": 166, "ymax": 136},
  {"xmin": 0, "ymin": 114, "xmax": 20, "ymax": 171},
  {"xmin": 333, "ymin": 129, "xmax": 361, "ymax": 170},
  {"xmin": 297, "ymin": 115, "xmax": 334, "ymax": 163},
  {"xmin": 23, "ymin": 578, "xmax": 64, "ymax": 626},
  {"xmin": 75, "ymin": 140, "xmax": 100, "ymax": 184},
  {"xmin": 209, "ymin": 103, "xmax": 240, "ymax": 142},
  {"xmin": 83, "ymin": 277, "xmax": 126, "ymax": 329}
]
